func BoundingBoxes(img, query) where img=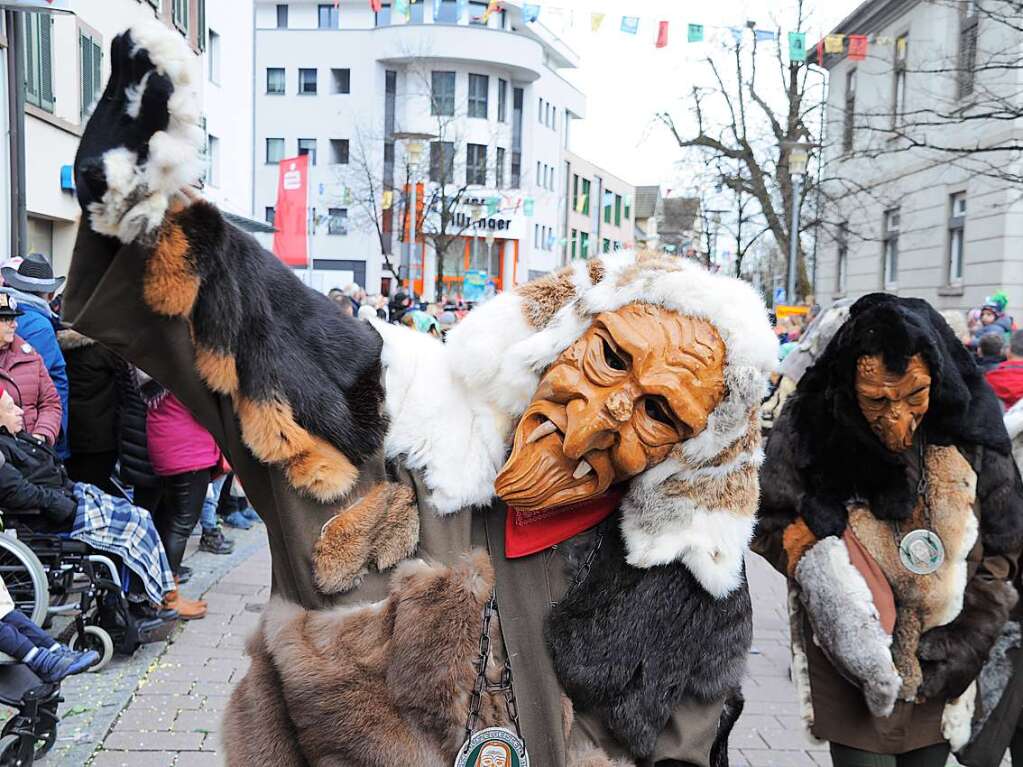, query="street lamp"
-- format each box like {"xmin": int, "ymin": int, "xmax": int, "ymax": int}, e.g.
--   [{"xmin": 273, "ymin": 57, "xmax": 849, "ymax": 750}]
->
[
  {"xmin": 783, "ymin": 140, "xmax": 811, "ymax": 306},
  {"xmin": 393, "ymin": 131, "xmax": 436, "ymax": 298}
]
